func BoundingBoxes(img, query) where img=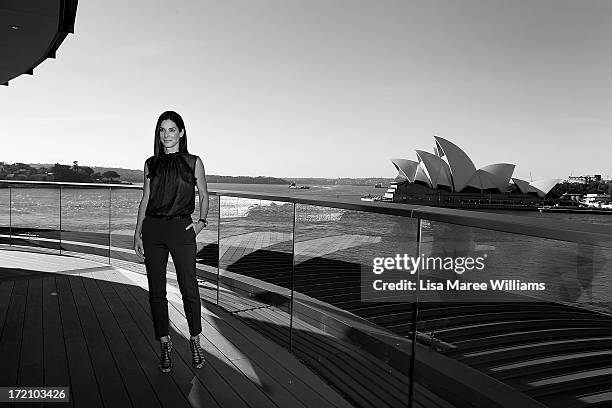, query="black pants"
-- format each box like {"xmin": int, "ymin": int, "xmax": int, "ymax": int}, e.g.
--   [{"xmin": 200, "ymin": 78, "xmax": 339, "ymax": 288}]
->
[{"xmin": 141, "ymin": 215, "xmax": 202, "ymax": 338}]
